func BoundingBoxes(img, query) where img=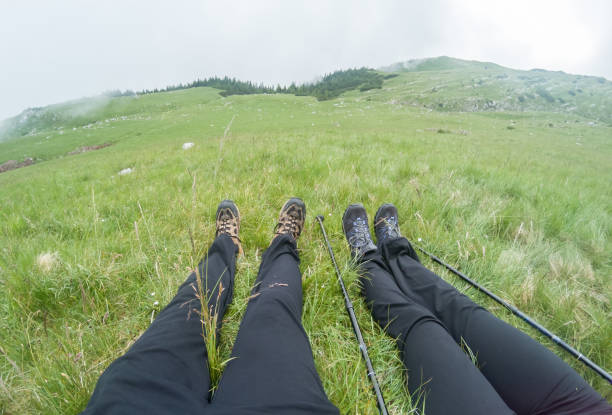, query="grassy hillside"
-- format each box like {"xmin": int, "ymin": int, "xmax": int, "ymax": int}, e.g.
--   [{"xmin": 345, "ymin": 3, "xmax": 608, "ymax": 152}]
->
[
  {"xmin": 380, "ymin": 56, "xmax": 612, "ymax": 124},
  {"xmin": 1, "ymin": 58, "xmax": 611, "ymax": 413}
]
